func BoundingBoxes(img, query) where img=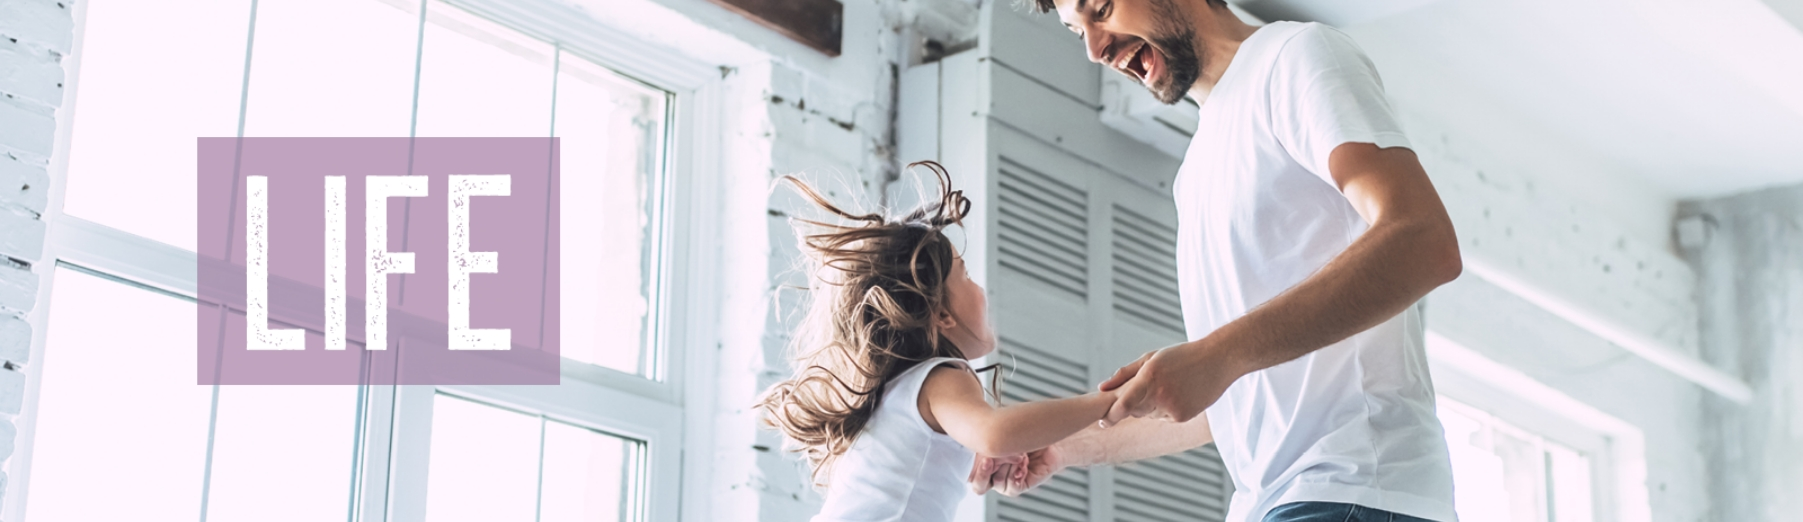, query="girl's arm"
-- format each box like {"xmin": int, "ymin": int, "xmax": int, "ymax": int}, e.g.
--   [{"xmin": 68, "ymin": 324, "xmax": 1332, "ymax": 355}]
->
[{"xmin": 919, "ymin": 365, "xmax": 1115, "ymax": 457}]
